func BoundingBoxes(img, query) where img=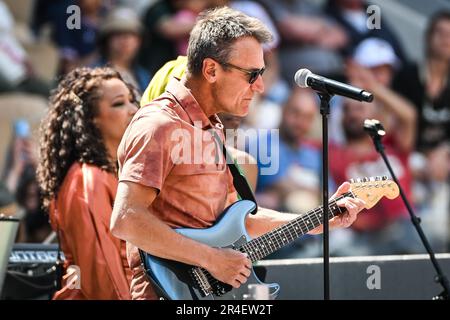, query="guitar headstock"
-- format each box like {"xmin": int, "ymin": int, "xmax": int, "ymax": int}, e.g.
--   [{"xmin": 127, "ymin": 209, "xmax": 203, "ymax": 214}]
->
[{"xmin": 349, "ymin": 176, "xmax": 399, "ymax": 209}]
